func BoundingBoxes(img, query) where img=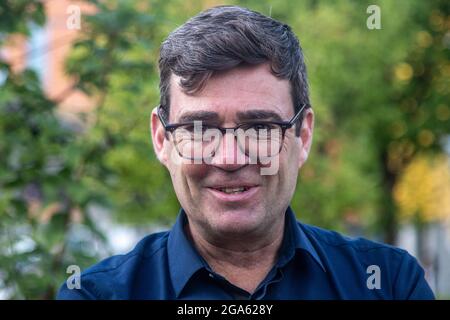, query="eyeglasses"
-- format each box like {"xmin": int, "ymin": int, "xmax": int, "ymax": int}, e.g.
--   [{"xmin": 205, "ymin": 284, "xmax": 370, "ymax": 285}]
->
[{"xmin": 157, "ymin": 104, "xmax": 307, "ymax": 161}]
